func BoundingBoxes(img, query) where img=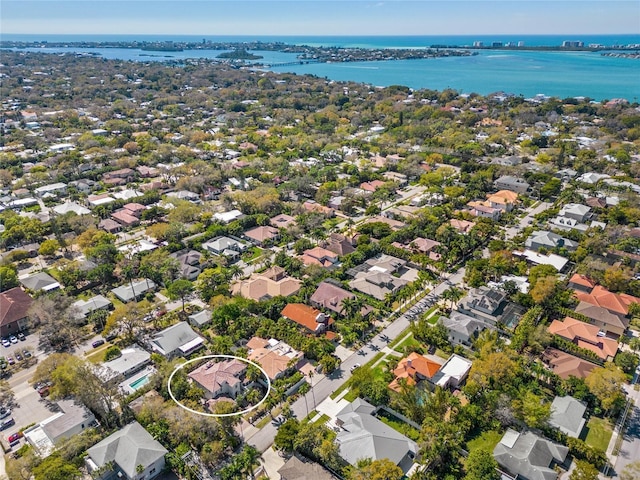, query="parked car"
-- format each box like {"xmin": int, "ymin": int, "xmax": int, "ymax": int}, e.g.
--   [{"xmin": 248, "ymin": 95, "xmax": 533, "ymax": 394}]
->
[
  {"xmin": 350, "ymin": 363, "xmax": 361, "ymax": 372},
  {"xmin": 14, "ymin": 353, "xmax": 22, "ymax": 362},
  {"xmin": 37, "ymin": 386, "xmax": 50, "ymax": 398},
  {"xmin": 9, "ymin": 336, "xmax": 17, "ymax": 344},
  {"xmin": 8, "ymin": 432, "xmax": 21, "ymax": 444},
  {"xmin": 17, "ymin": 333, "xmax": 25, "ymax": 341},
  {"xmin": 7, "ymin": 357, "xmax": 14, "ymax": 366},
  {"xmin": 0, "ymin": 408, "xmax": 10, "ymax": 419},
  {"xmin": 22, "ymin": 349, "xmax": 31, "ymax": 358},
  {"xmin": 0, "ymin": 418, "xmax": 15, "ymax": 430},
  {"xmin": 1, "ymin": 339, "xmax": 10, "ymax": 348},
  {"xmin": 91, "ymin": 339, "xmax": 105, "ymax": 349}
]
